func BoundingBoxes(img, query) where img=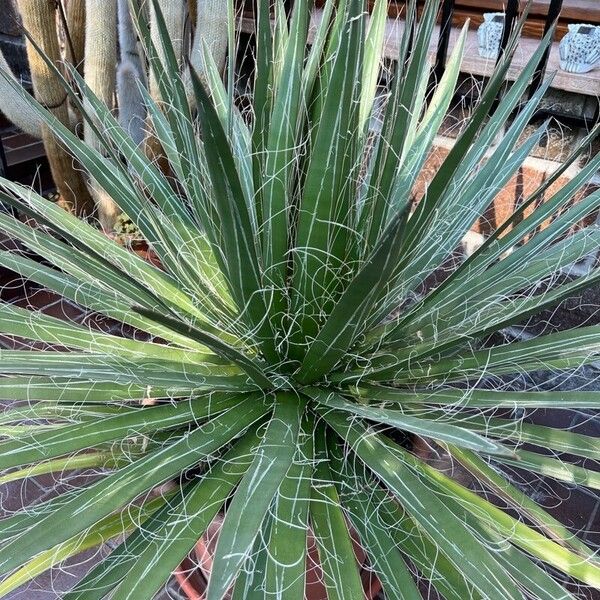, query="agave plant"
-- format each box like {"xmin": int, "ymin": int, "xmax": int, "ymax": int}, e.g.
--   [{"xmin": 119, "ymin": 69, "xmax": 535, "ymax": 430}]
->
[{"xmin": 1, "ymin": 0, "xmax": 600, "ymax": 597}]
